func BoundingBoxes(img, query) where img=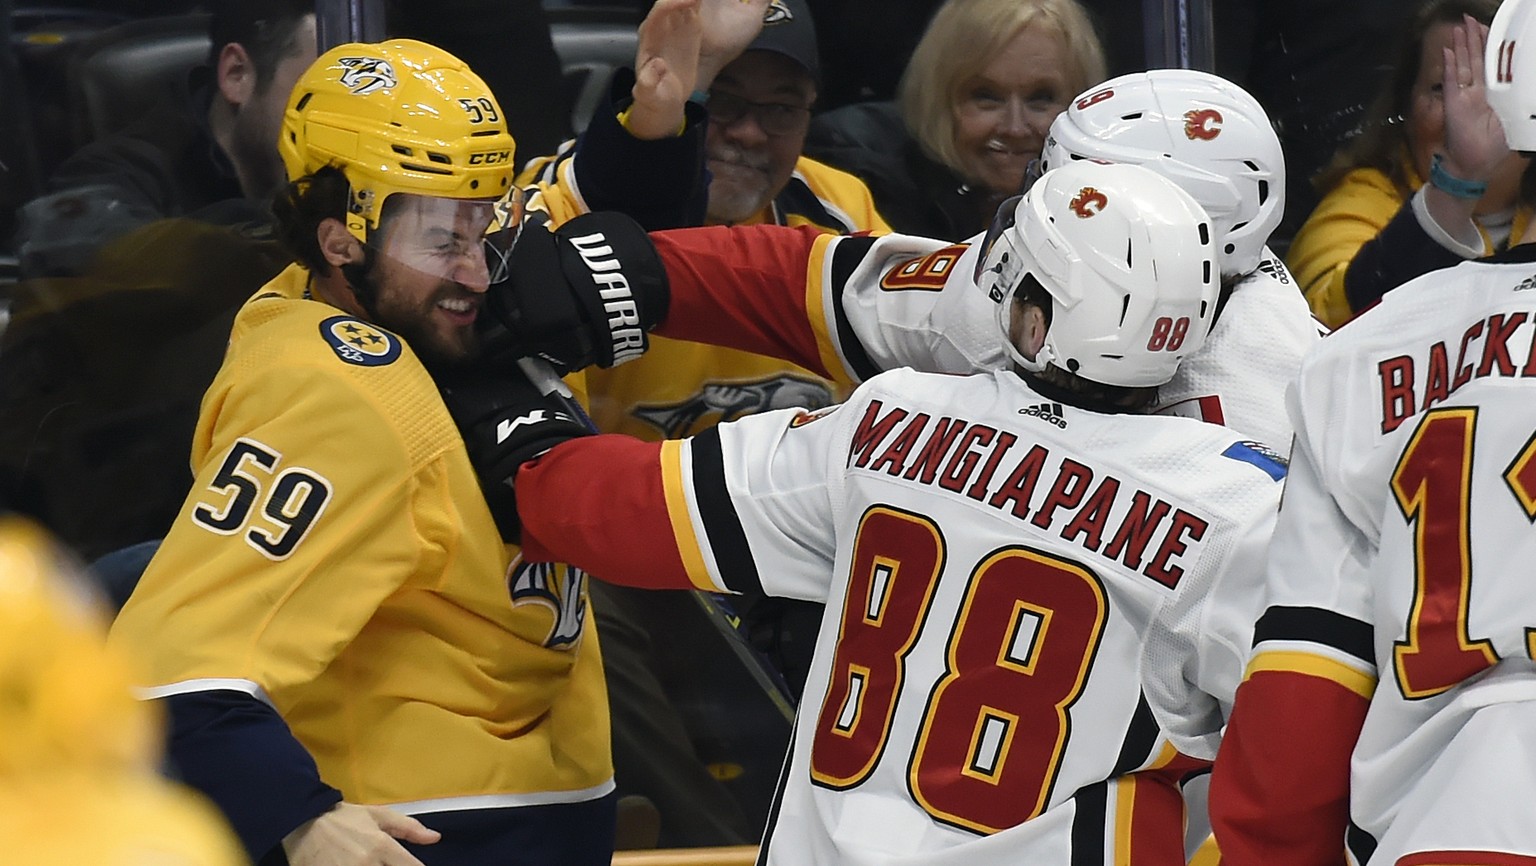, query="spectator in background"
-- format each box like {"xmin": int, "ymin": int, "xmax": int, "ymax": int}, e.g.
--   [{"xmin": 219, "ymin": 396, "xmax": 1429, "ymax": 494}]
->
[
  {"xmin": 17, "ymin": 0, "xmax": 317, "ymax": 277},
  {"xmin": 806, "ymin": 0, "xmax": 1106, "ymax": 239},
  {"xmin": 528, "ymin": 0, "xmax": 886, "ymax": 477},
  {"xmin": 0, "ymin": 0, "xmax": 317, "ymax": 562},
  {"xmin": 1287, "ymin": 0, "xmax": 1529, "ymax": 329}
]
